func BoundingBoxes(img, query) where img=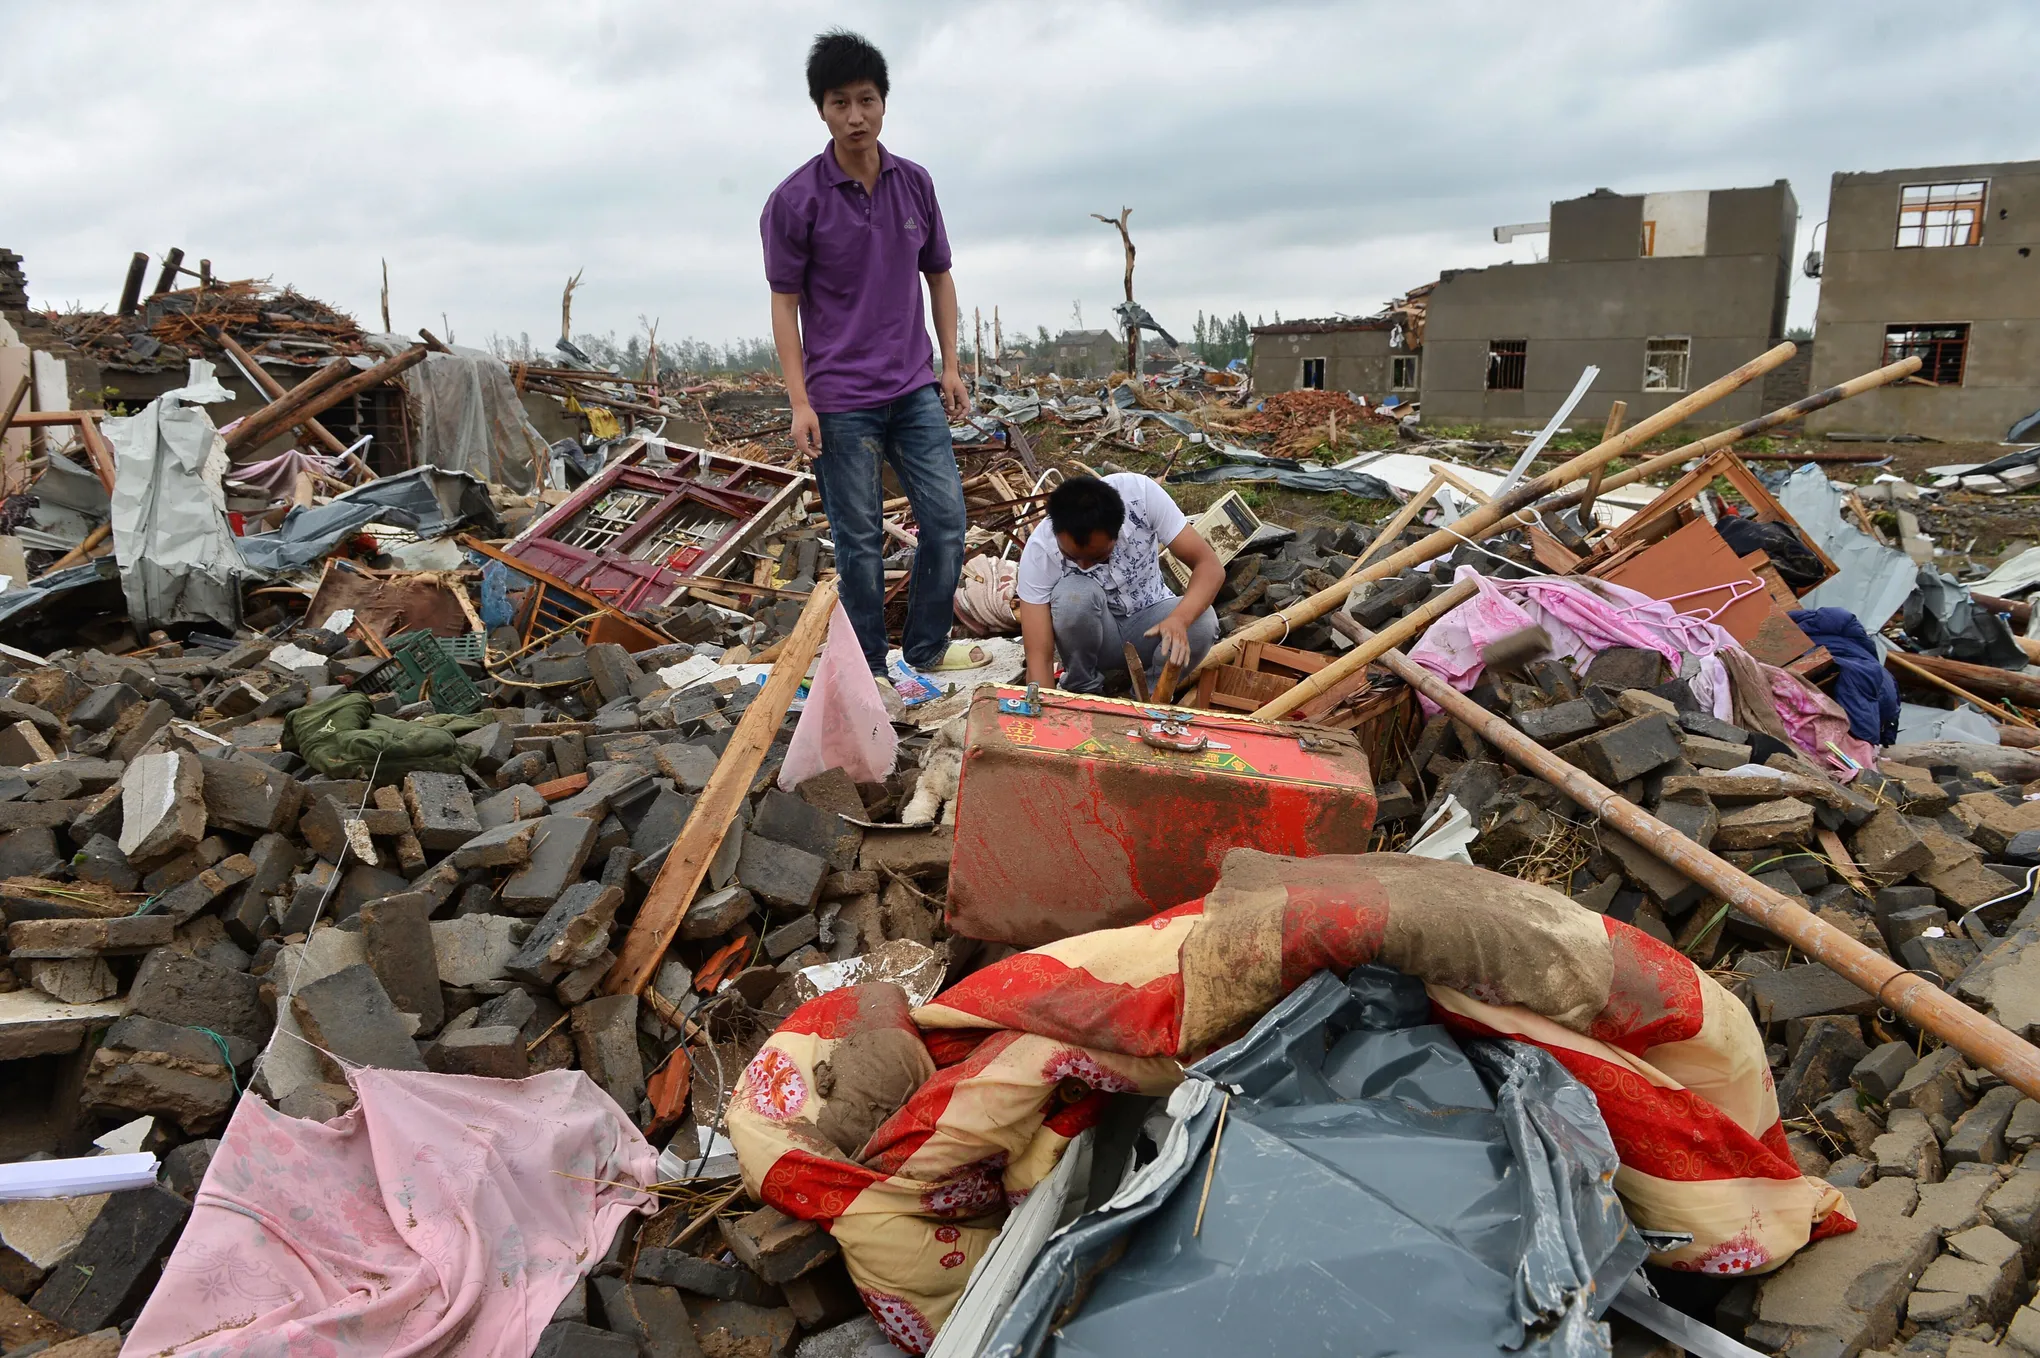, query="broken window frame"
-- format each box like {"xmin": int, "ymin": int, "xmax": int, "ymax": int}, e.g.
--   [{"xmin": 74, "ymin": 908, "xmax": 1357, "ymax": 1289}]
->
[
  {"xmin": 1486, "ymin": 340, "xmax": 1527, "ymax": 392},
  {"xmin": 504, "ymin": 440, "xmax": 810, "ymax": 614},
  {"xmin": 1642, "ymin": 336, "xmax": 1691, "ymax": 393},
  {"xmin": 1391, "ymin": 356, "xmax": 1420, "ymax": 391},
  {"xmin": 1896, "ymin": 181, "xmax": 1986, "ymax": 249},
  {"xmin": 1640, "ymin": 220, "xmax": 1656, "ymax": 257},
  {"xmin": 1882, "ymin": 323, "xmax": 1970, "ymax": 386},
  {"xmin": 1300, "ymin": 357, "xmax": 1326, "ymax": 390}
]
